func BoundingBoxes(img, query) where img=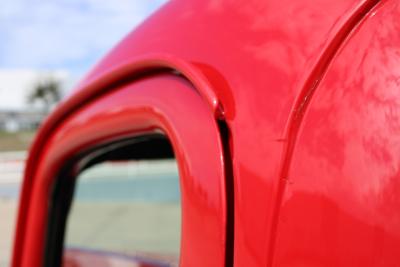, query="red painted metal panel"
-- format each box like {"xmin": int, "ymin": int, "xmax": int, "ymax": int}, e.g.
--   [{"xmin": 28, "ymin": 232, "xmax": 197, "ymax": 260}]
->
[
  {"xmin": 74, "ymin": 1, "xmax": 379, "ymax": 265},
  {"xmin": 13, "ymin": 74, "xmax": 227, "ymax": 267},
  {"xmin": 12, "ymin": 0, "xmax": 394, "ymax": 266},
  {"xmin": 273, "ymin": 1, "xmax": 400, "ymax": 266}
]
